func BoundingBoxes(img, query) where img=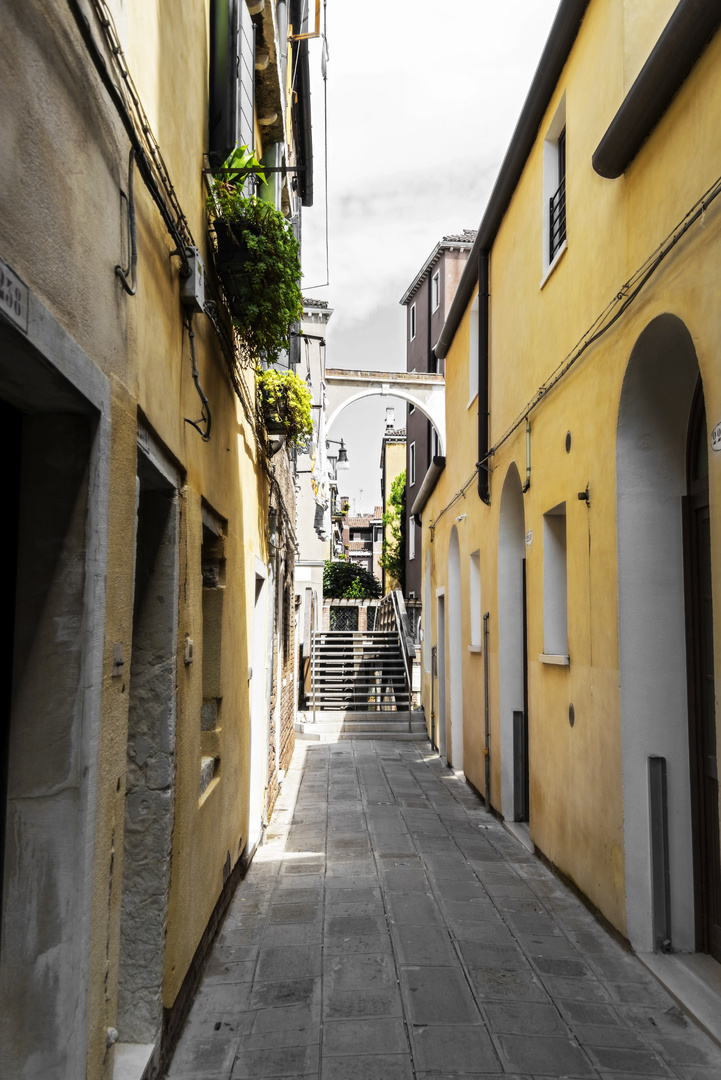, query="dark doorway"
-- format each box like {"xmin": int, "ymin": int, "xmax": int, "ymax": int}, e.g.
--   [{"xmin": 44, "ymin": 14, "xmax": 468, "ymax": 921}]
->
[
  {"xmin": 0, "ymin": 400, "xmax": 22, "ymax": 951},
  {"xmin": 117, "ymin": 449, "xmax": 178, "ymax": 1046},
  {"xmin": 513, "ymin": 560, "xmax": 530, "ymax": 822},
  {"xmin": 499, "ymin": 464, "xmax": 528, "ymax": 823},
  {"xmin": 685, "ymin": 385, "xmax": 721, "ymax": 960}
]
